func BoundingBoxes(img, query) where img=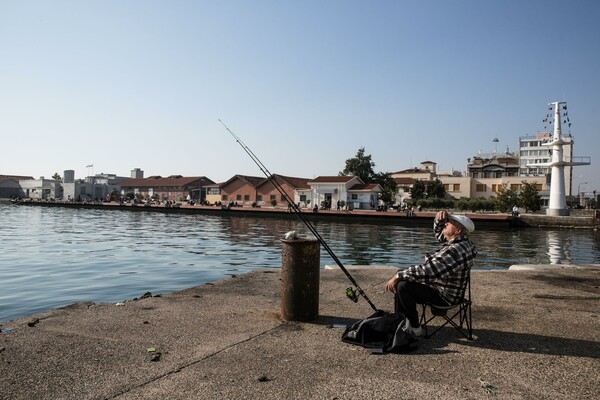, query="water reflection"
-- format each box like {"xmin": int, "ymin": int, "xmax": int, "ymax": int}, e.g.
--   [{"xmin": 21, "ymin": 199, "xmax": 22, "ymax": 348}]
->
[
  {"xmin": 0, "ymin": 204, "xmax": 599, "ymax": 322},
  {"xmin": 547, "ymin": 231, "xmax": 566, "ymax": 264}
]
